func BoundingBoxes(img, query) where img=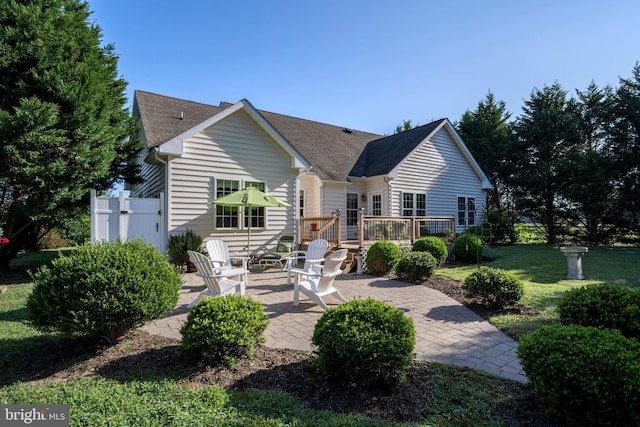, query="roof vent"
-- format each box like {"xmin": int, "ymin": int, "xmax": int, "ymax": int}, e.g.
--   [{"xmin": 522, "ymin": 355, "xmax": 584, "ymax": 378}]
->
[
  {"xmin": 342, "ymin": 128, "xmax": 353, "ymax": 134},
  {"xmin": 180, "ymin": 112, "xmax": 184, "ymax": 120}
]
